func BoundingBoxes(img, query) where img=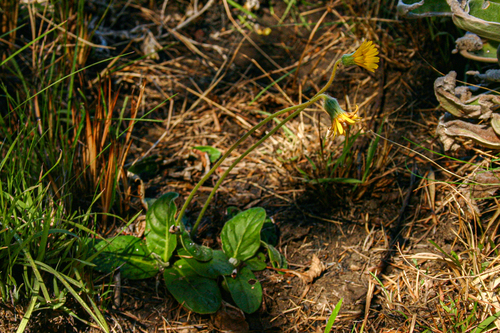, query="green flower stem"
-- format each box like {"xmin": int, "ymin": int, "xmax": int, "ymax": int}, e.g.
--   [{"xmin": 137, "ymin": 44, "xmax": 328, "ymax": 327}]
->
[
  {"xmin": 178, "ymin": 58, "xmax": 342, "ymax": 235},
  {"xmin": 313, "ymin": 59, "xmax": 341, "ymax": 99},
  {"xmin": 176, "ymin": 103, "xmax": 305, "ymax": 226},
  {"xmin": 190, "ymin": 91, "xmax": 331, "ymax": 237}
]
